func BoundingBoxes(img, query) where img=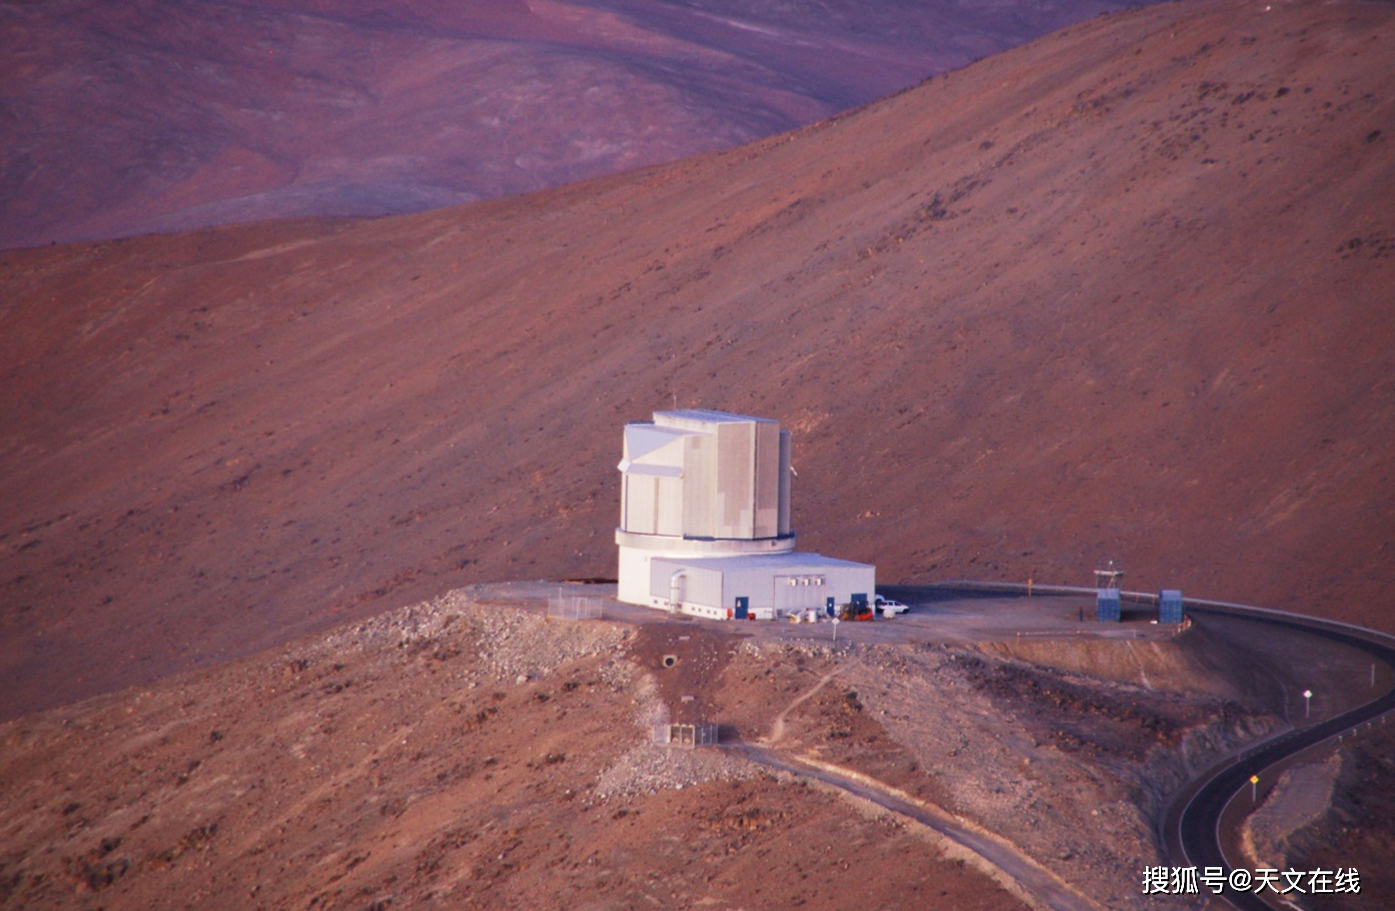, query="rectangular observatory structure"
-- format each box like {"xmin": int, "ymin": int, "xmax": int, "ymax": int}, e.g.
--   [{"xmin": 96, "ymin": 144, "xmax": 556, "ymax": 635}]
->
[
  {"xmin": 619, "ymin": 410, "xmax": 790, "ymax": 540},
  {"xmin": 616, "ymin": 410, "xmax": 874, "ymax": 619}
]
